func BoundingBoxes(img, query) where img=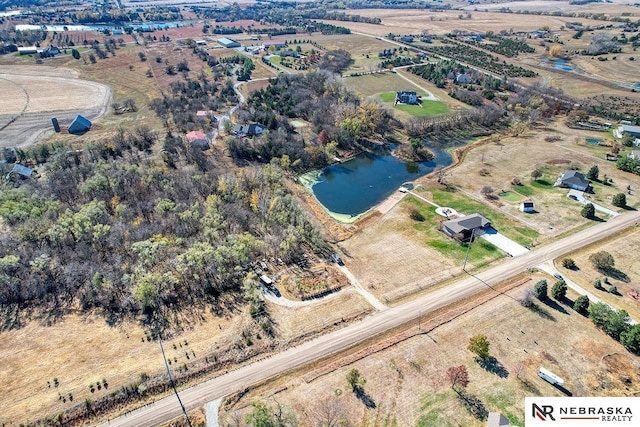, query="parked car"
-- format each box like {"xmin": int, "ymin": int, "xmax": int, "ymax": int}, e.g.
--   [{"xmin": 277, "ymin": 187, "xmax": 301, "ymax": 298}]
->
[
  {"xmin": 331, "ymin": 253, "xmax": 344, "ymax": 266},
  {"xmin": 553, "ymin": 273, "xmax": 563, "ymax": 280},
  {"xmin": 568, "ymin": 194, "xmax": 578, "ymax": 201}
]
